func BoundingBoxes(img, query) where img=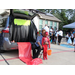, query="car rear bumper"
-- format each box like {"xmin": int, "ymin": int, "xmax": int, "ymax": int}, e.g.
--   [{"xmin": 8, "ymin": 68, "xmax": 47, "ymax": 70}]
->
[{"xmin": 3, "ymin": 42, "xmax": 18, "ymax": 51}]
